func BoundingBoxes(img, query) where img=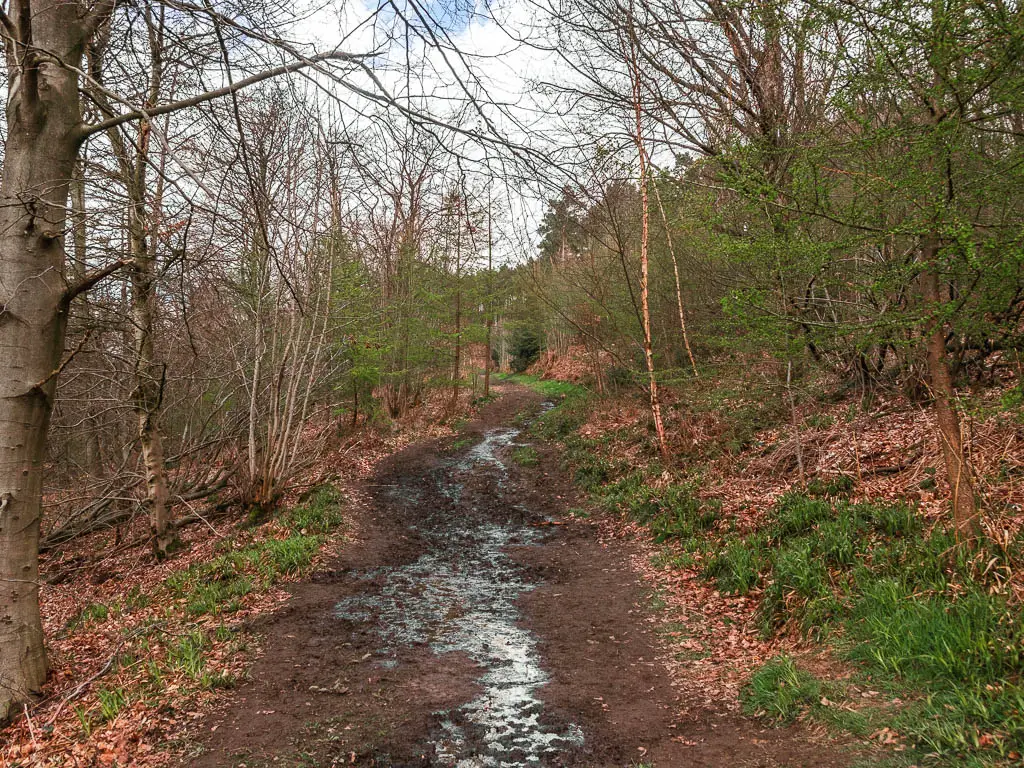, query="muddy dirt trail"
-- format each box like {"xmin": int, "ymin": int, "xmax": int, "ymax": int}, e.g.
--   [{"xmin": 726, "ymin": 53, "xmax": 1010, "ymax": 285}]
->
[{"xmin": 190, "ymin": 387, "xmax": 846, "ymax": 767}]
